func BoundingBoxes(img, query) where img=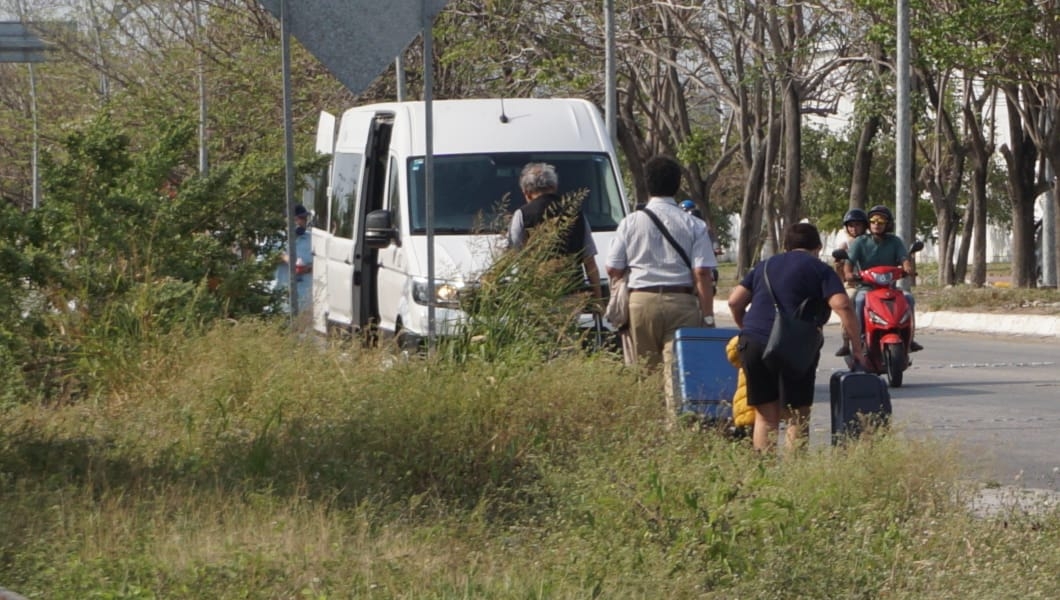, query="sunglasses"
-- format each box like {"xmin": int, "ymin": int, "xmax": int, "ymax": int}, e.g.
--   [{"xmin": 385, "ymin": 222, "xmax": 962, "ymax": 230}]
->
[{"xmin": 869, "ymin": 217, "xmax": 889, "ymax": 225}]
